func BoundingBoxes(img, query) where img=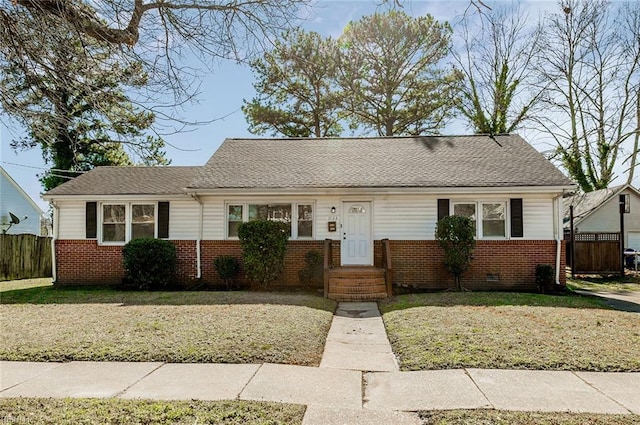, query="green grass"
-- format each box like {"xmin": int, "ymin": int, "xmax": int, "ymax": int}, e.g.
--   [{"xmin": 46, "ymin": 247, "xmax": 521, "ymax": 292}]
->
[
  {"xmin": 380, "ymin": 292, "xmax": 640, "ymax": 372},
  {"xmin": 0, "ymin": 283, "xmax": 336, "ymax": 365},
  {"xmin": 419, "ymin": 410, "xmax": 639, "ymax": 425},
  {"xmin": 0, "ymin": 398, "xmax": 304, "ymax": 424},
  {"xmin": 568, "ymin": 275, "xmax": 640, "ymax": 293}
]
